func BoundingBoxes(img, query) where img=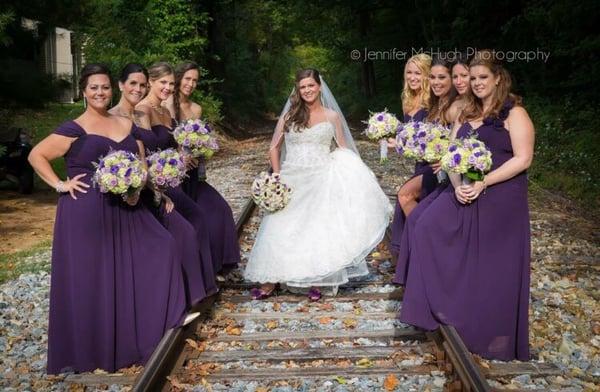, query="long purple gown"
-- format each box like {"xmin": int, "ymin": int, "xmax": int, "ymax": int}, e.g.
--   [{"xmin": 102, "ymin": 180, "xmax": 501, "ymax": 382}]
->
[
  {"xmin": 389, "ymin": 108, "xmax": 437, "ymax": 257},
  {"xmin": 399, "ymin": 101, "xmax": 530, "ymax": 361},
  {"xmin": 133, "ymin": 125, "xmax": 218, "ymax": 297},
  {"xmin": 179, "ymin": 134, "xmax": 240, "ymax": 273},
  {"xmin": 393, "ymin": 183, "xmax": 447, "ymax": 284},
  {"xmin": 48, "ymin": 121, "xmax": 186, "ymax": 374}
]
